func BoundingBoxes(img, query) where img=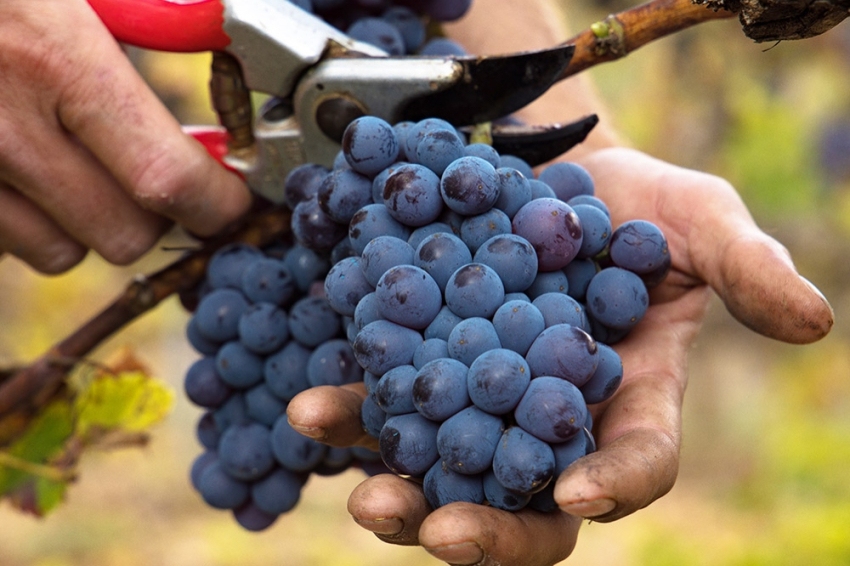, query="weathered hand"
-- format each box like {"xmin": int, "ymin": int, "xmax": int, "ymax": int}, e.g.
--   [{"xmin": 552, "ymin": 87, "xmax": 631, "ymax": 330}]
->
[
  {"xmin": 287, "ymin": 146, "xmax": 832, "ymax": 566},
  {"xmin": 0, "ymin": 0, "xmax": 251, "ymax": 273}
]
